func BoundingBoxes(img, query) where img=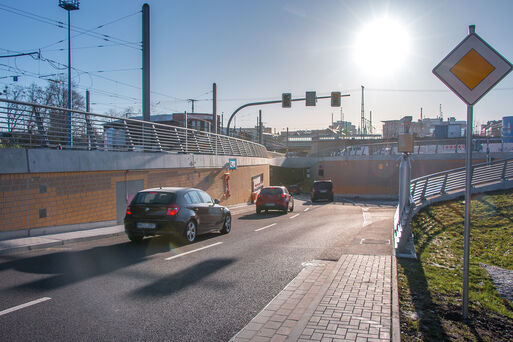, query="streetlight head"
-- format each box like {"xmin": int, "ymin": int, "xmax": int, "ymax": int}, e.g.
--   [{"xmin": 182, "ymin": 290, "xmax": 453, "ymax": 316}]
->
[{"xmin": 58, "ymin": 0, "xmax": 79, "ymax": 11}]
